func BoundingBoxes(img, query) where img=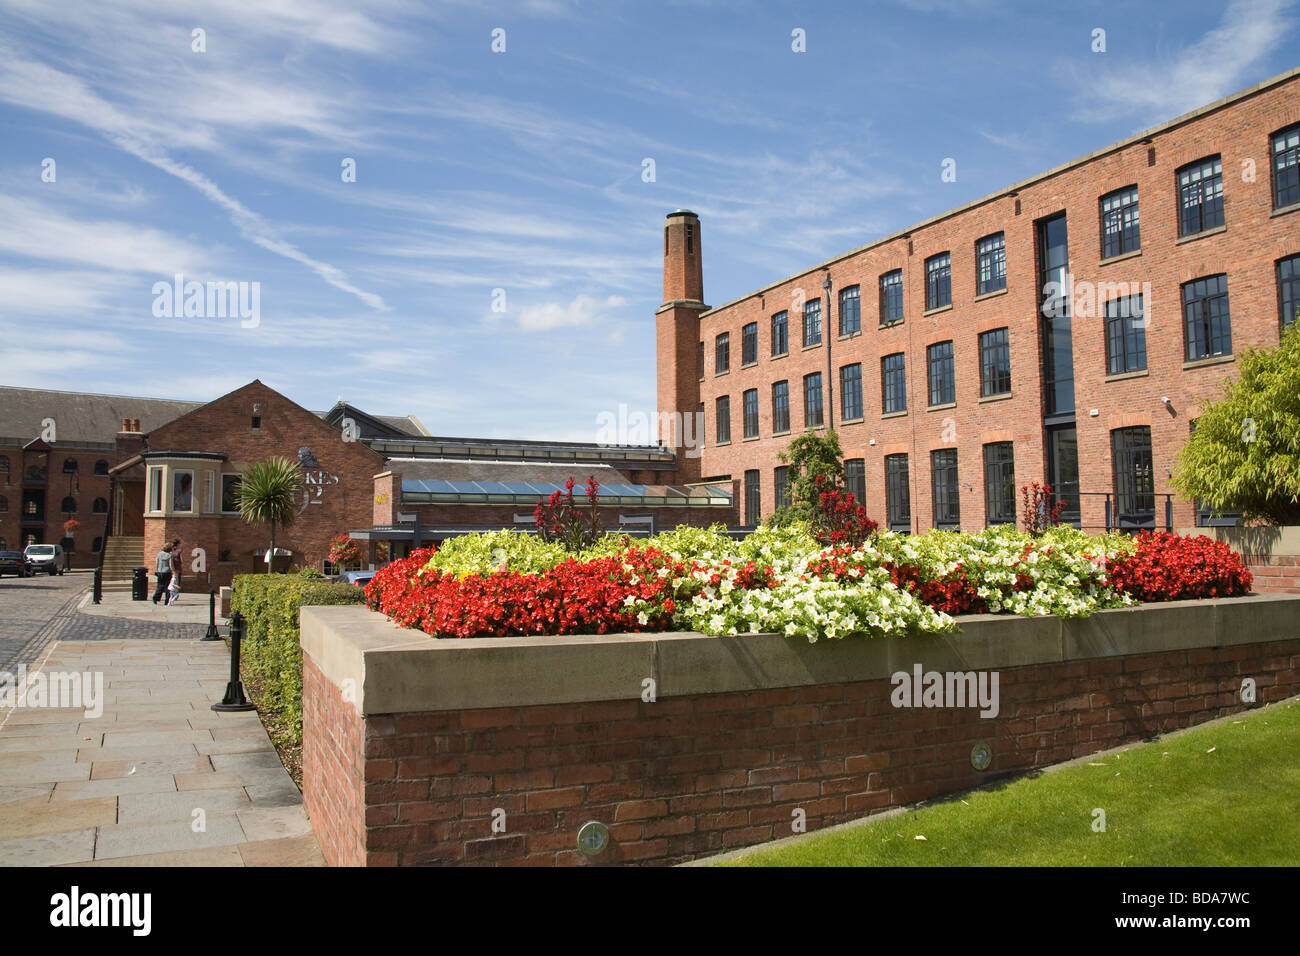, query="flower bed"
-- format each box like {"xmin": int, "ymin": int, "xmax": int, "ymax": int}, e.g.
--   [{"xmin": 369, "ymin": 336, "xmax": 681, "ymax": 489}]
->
[{"xmin": 363, "ymin": 525, "xmax": 1253, "ymax": 642}]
